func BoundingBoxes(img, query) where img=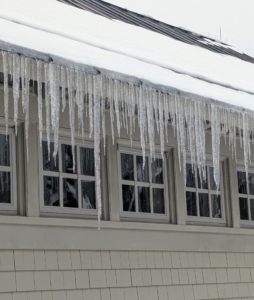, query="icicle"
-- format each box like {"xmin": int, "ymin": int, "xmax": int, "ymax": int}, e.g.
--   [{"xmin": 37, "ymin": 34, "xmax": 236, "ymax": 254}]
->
[
  {"xmin": 61, "ymin": 66, "xmax": 66, "ymax": 112},
  {"xmin": 24, "ymin": 57, "xmax": 31, "ymax": 160},
  {"xmin": 138, "ymin": 86, "xmax": 146, "ymax": 167},
  {"xmin": 88, "ymin": 74, "xmax": 94, "ymax": 138},
  {"xmin": 211, "ymin": 105, "xmax": 221, "ymax": 189},
  {"xmin": 37, "ymin": 60, "xmax": 43, "ymax": 146},
  {"xmin": 108, "ymin": 78, "xmax": 115, "ymax": 144},
  {"xmin": 76, "ymin": 71, "xmax": 84, "ymax": 139},
  {"xmin": 2, "ymin": 51, "xmax": 9, "ymax": 136},
  {"xmin": 13, "ymin": 54, "xmax": 20, "ymax": 135},
  {"xmin": 44, "ymin": 63, "xmax": 51, "ymax": 160},
  {"xmin": 20, "ymin": 56, "xmax": 25, "ymax": 112},
  {"xmin": 158, "ymin": 92, "xmax": 165, "ymax": 159},
  {"xmin": 146, "ymin": 88, "xmax": 155, "ymax": 160},
  {"xmin": 242, "ymin": 113, "xmax": 251, "ymax": 176},
  {"xmin": 93, "ymin": 75, "xmax": 102, "ymax": 227},
  {"xmin": 101, "ymin": 77, "xmax": 106, "ymax": 154},
  {"xmin": 114, "ymin": 80, "xmax": 121, "ymax": 138}
]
